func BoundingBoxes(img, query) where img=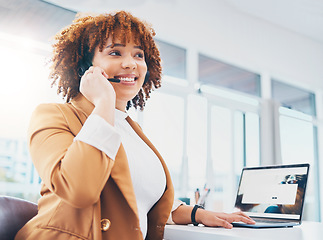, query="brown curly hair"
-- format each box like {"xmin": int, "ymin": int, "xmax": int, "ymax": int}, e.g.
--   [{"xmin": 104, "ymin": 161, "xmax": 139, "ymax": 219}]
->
[{"xmin": 50, "ymin": 10, "xmax": 162, "ymax": 110}]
